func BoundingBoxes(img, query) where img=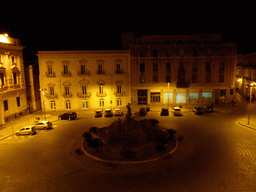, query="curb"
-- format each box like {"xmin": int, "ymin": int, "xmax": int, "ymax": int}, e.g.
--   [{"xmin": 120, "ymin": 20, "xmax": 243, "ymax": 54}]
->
[
  {"xmin": 81, "ymin": 138, "xmax": 178, "ymax": 165},
  {"xmin": 0, "ymin": 133, "xmax": 15, "ymax": 141},
  {"xmin": 238, "ymin": 122, "xmax": 256, "ymax": 131}
]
